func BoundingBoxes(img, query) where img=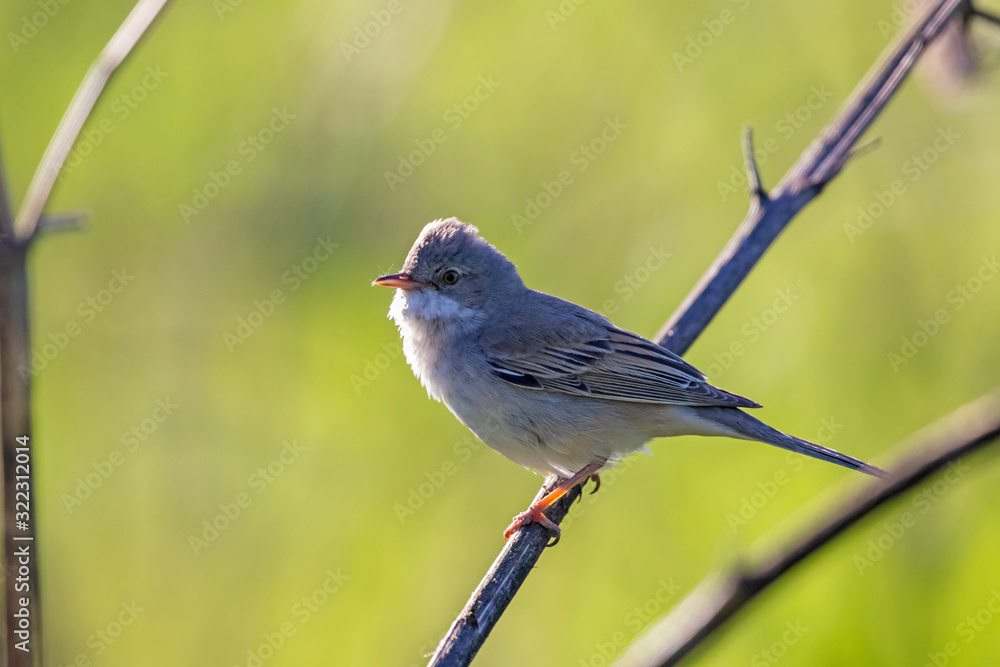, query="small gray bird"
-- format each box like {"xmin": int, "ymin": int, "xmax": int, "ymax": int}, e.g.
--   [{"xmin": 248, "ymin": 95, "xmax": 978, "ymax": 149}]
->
[{"xmin": 374, "ymin": 218, "xmax": 887, "ymax": 544}]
